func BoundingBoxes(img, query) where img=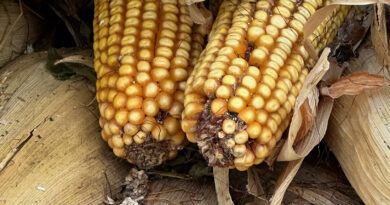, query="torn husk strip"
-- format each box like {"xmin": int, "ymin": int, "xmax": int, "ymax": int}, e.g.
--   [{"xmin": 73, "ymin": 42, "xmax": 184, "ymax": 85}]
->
[
  {"xmin": 188, "ymin": 3, "xmax": 213, "ymax": 34},
  {"xmin": 271, "ymin": 62, "xmax": 345, "ymax": 205},
  {"xmin": 213, "ymin": 167, "xmax": 234, "ymax": 205},
  {"xmin": 277, "ymin": 48, "xmax": 331, "ymax": 161}
]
